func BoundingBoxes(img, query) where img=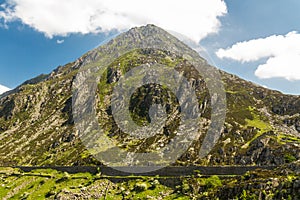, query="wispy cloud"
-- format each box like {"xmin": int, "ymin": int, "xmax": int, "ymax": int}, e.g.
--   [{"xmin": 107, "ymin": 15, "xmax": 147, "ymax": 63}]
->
[
  {"xmin": 216, "ymin": 32, "xmax": 300, "ymax": 81},
  {"xmin": 0, "ymin": 84, "xmax": 10, "ymax": 94},
  {"xmin": 0, "ymin": 0, "xmax": 227, "ymax": 42},
  {"xmin": 56, "ymin": 39, "xmax": 64, "ymax": 44}
]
